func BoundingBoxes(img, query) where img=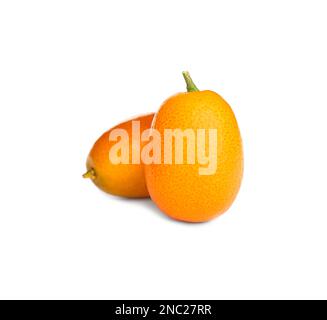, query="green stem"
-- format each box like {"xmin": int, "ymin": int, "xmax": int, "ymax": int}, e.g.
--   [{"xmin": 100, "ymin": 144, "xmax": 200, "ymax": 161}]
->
[
  {"xmin": 182, "ymin": 71, "xmax": 199, "ymax": 92},
  {"xmin": 83, "ymin": 168, "xmax": 96, "ymax": 180}
]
